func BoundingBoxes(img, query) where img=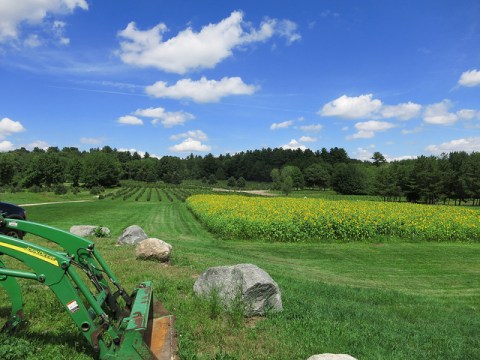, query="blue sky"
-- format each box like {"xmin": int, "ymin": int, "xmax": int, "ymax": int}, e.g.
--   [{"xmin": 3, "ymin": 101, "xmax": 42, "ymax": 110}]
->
[{"xmin": 0, "ymin": 0, "xmax": 479, "ymax": 161}]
